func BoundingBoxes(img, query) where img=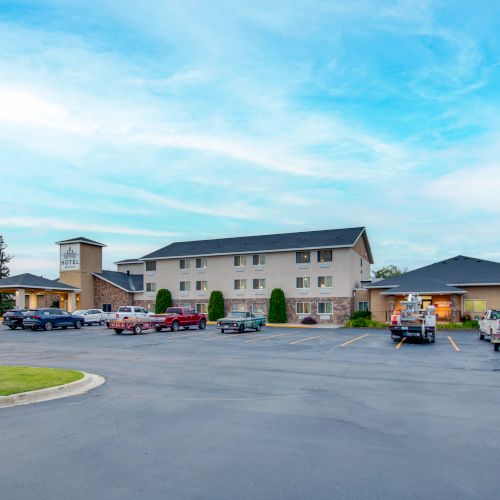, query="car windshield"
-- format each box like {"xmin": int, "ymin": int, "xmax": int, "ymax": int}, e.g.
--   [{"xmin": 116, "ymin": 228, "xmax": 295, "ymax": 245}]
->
[{"xmin": 228, "ymin": 311, "xmax": 247, "ymax": 318}]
